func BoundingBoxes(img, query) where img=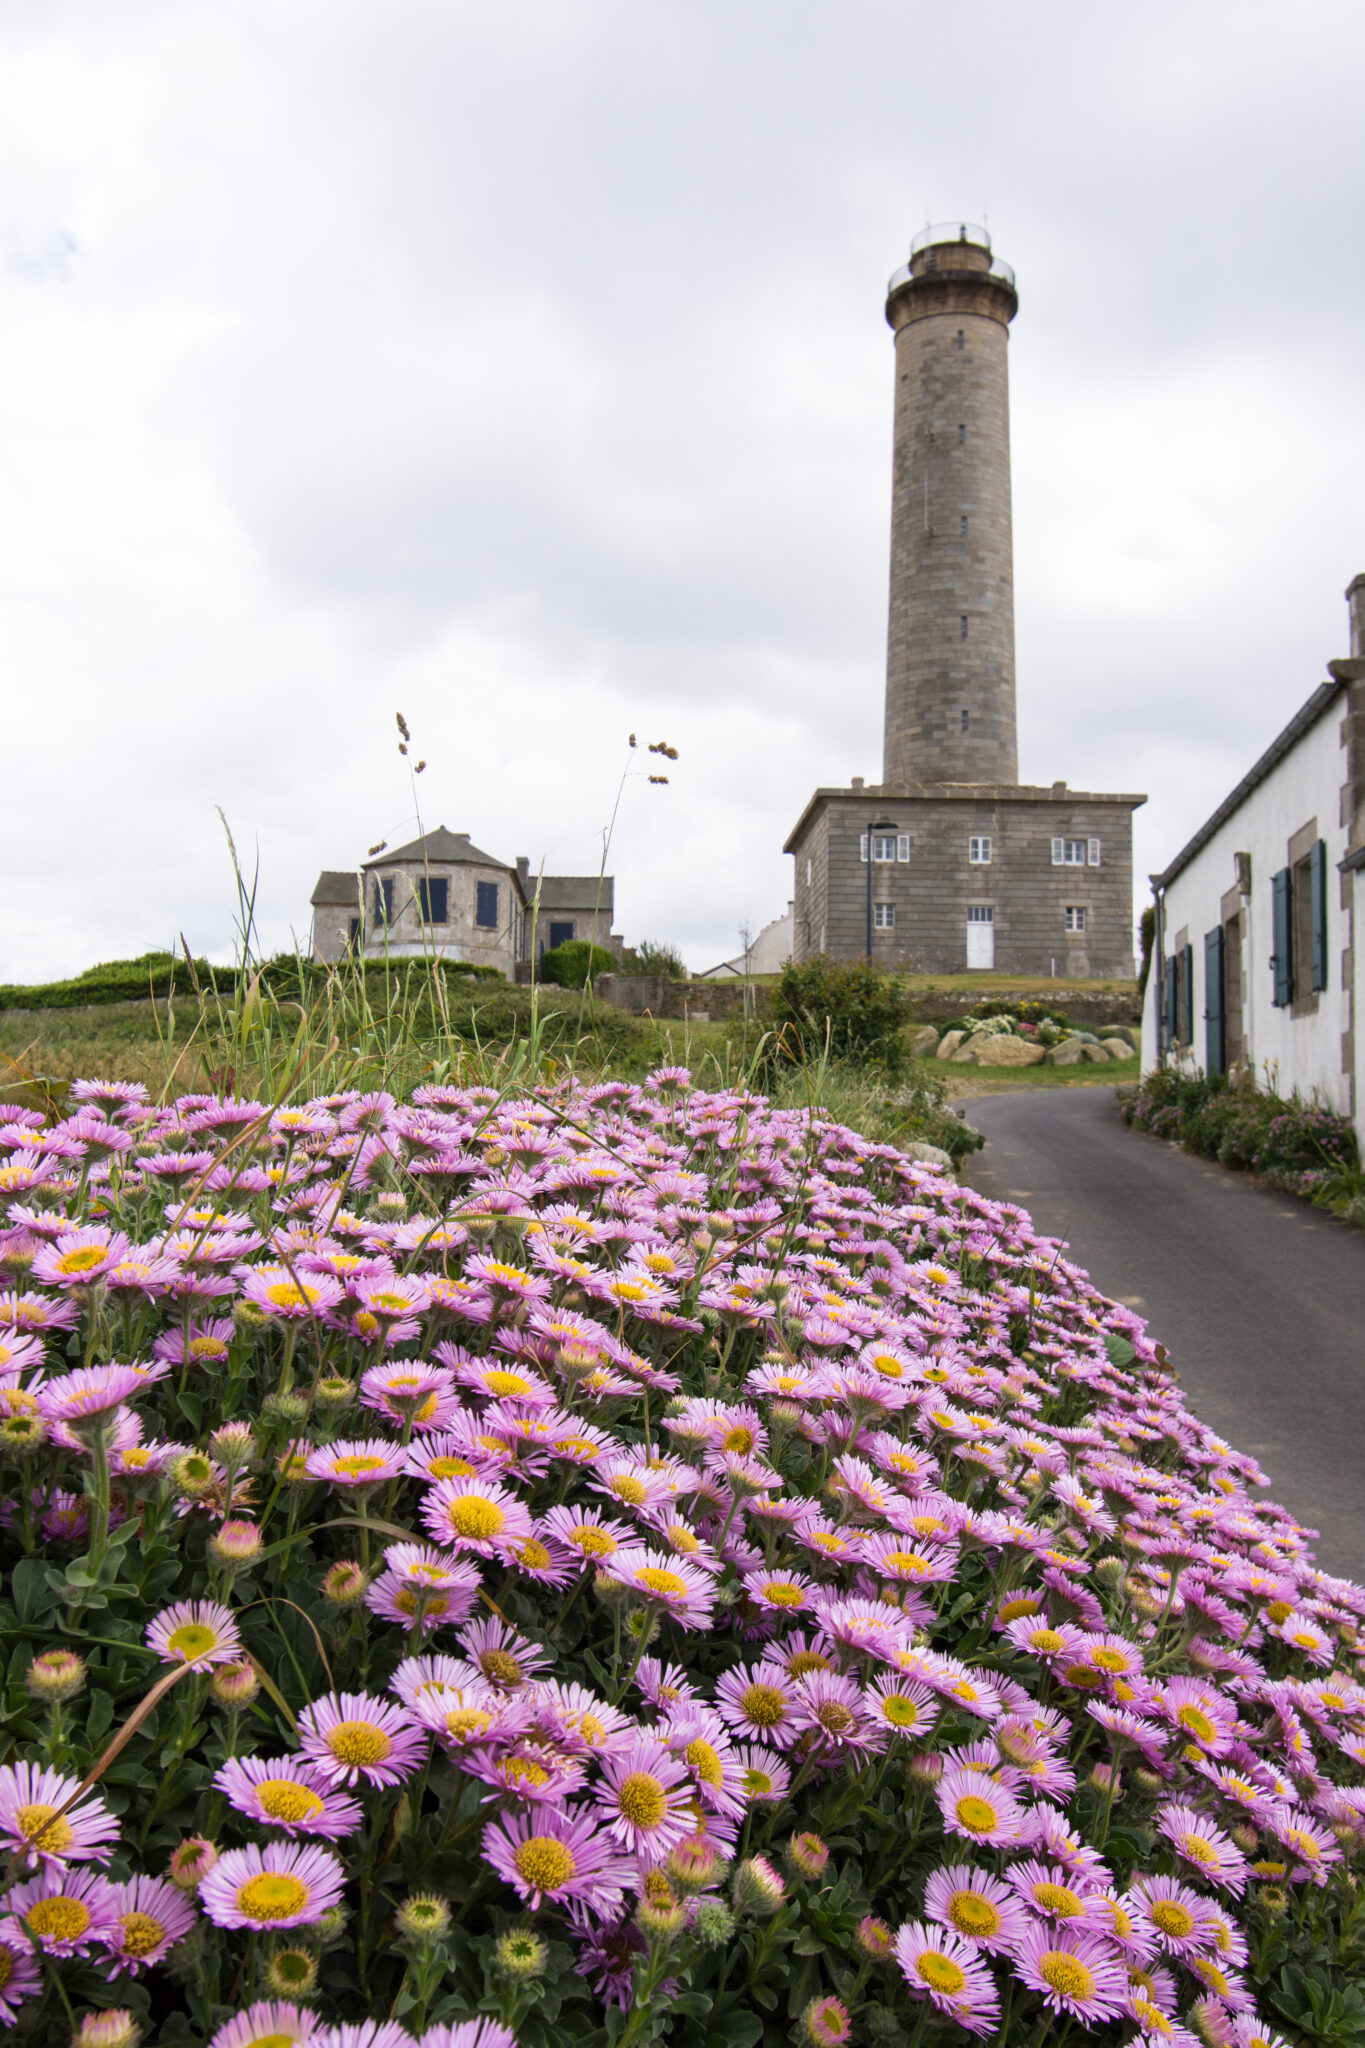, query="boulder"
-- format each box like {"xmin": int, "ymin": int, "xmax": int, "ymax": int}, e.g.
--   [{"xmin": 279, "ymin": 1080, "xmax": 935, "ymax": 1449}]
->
[
  {"xmin": 973, "ymin": 1036, "xmax": 1046, "ymax": 1067},
  {"xmin": 949, "ymin": 1041, "xmax": 979, "ymax": 1062},
  {"xmin": 935, "ymin": 1030, "xmax": 967, "ymax": 1060},
  {"xmin": 1100, "ymin": 1038, "xmax": 1135, "ymax": 1062},
  {"xmin": 908, "ymin": 1025, "xmax": 940, "ymax": 1059},
  {"xmin": 1080, "ymin": 1042, "xmax": 1111, "ymax": 1063},
  {"xmin": 1045, "ymin": 1039, "xmax": 1087, "ymax": 1065},
  {"xmin": 901, "ymin": 1140, "xmax": 955, "ymax": 1173}
]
